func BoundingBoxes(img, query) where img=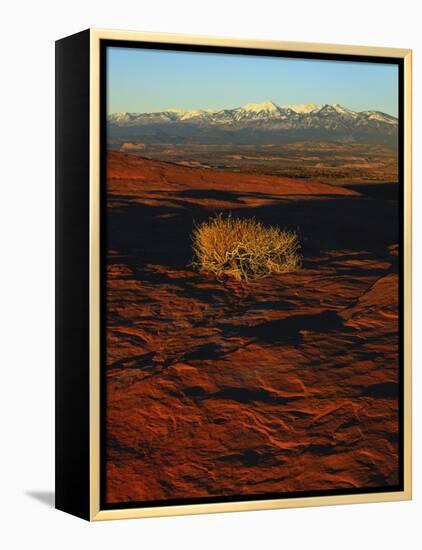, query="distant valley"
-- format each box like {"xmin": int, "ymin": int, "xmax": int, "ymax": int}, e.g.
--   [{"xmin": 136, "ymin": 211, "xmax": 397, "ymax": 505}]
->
[{"xmin": 110, "ymin": 141, "xmax": 398, "ymax": 186}]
